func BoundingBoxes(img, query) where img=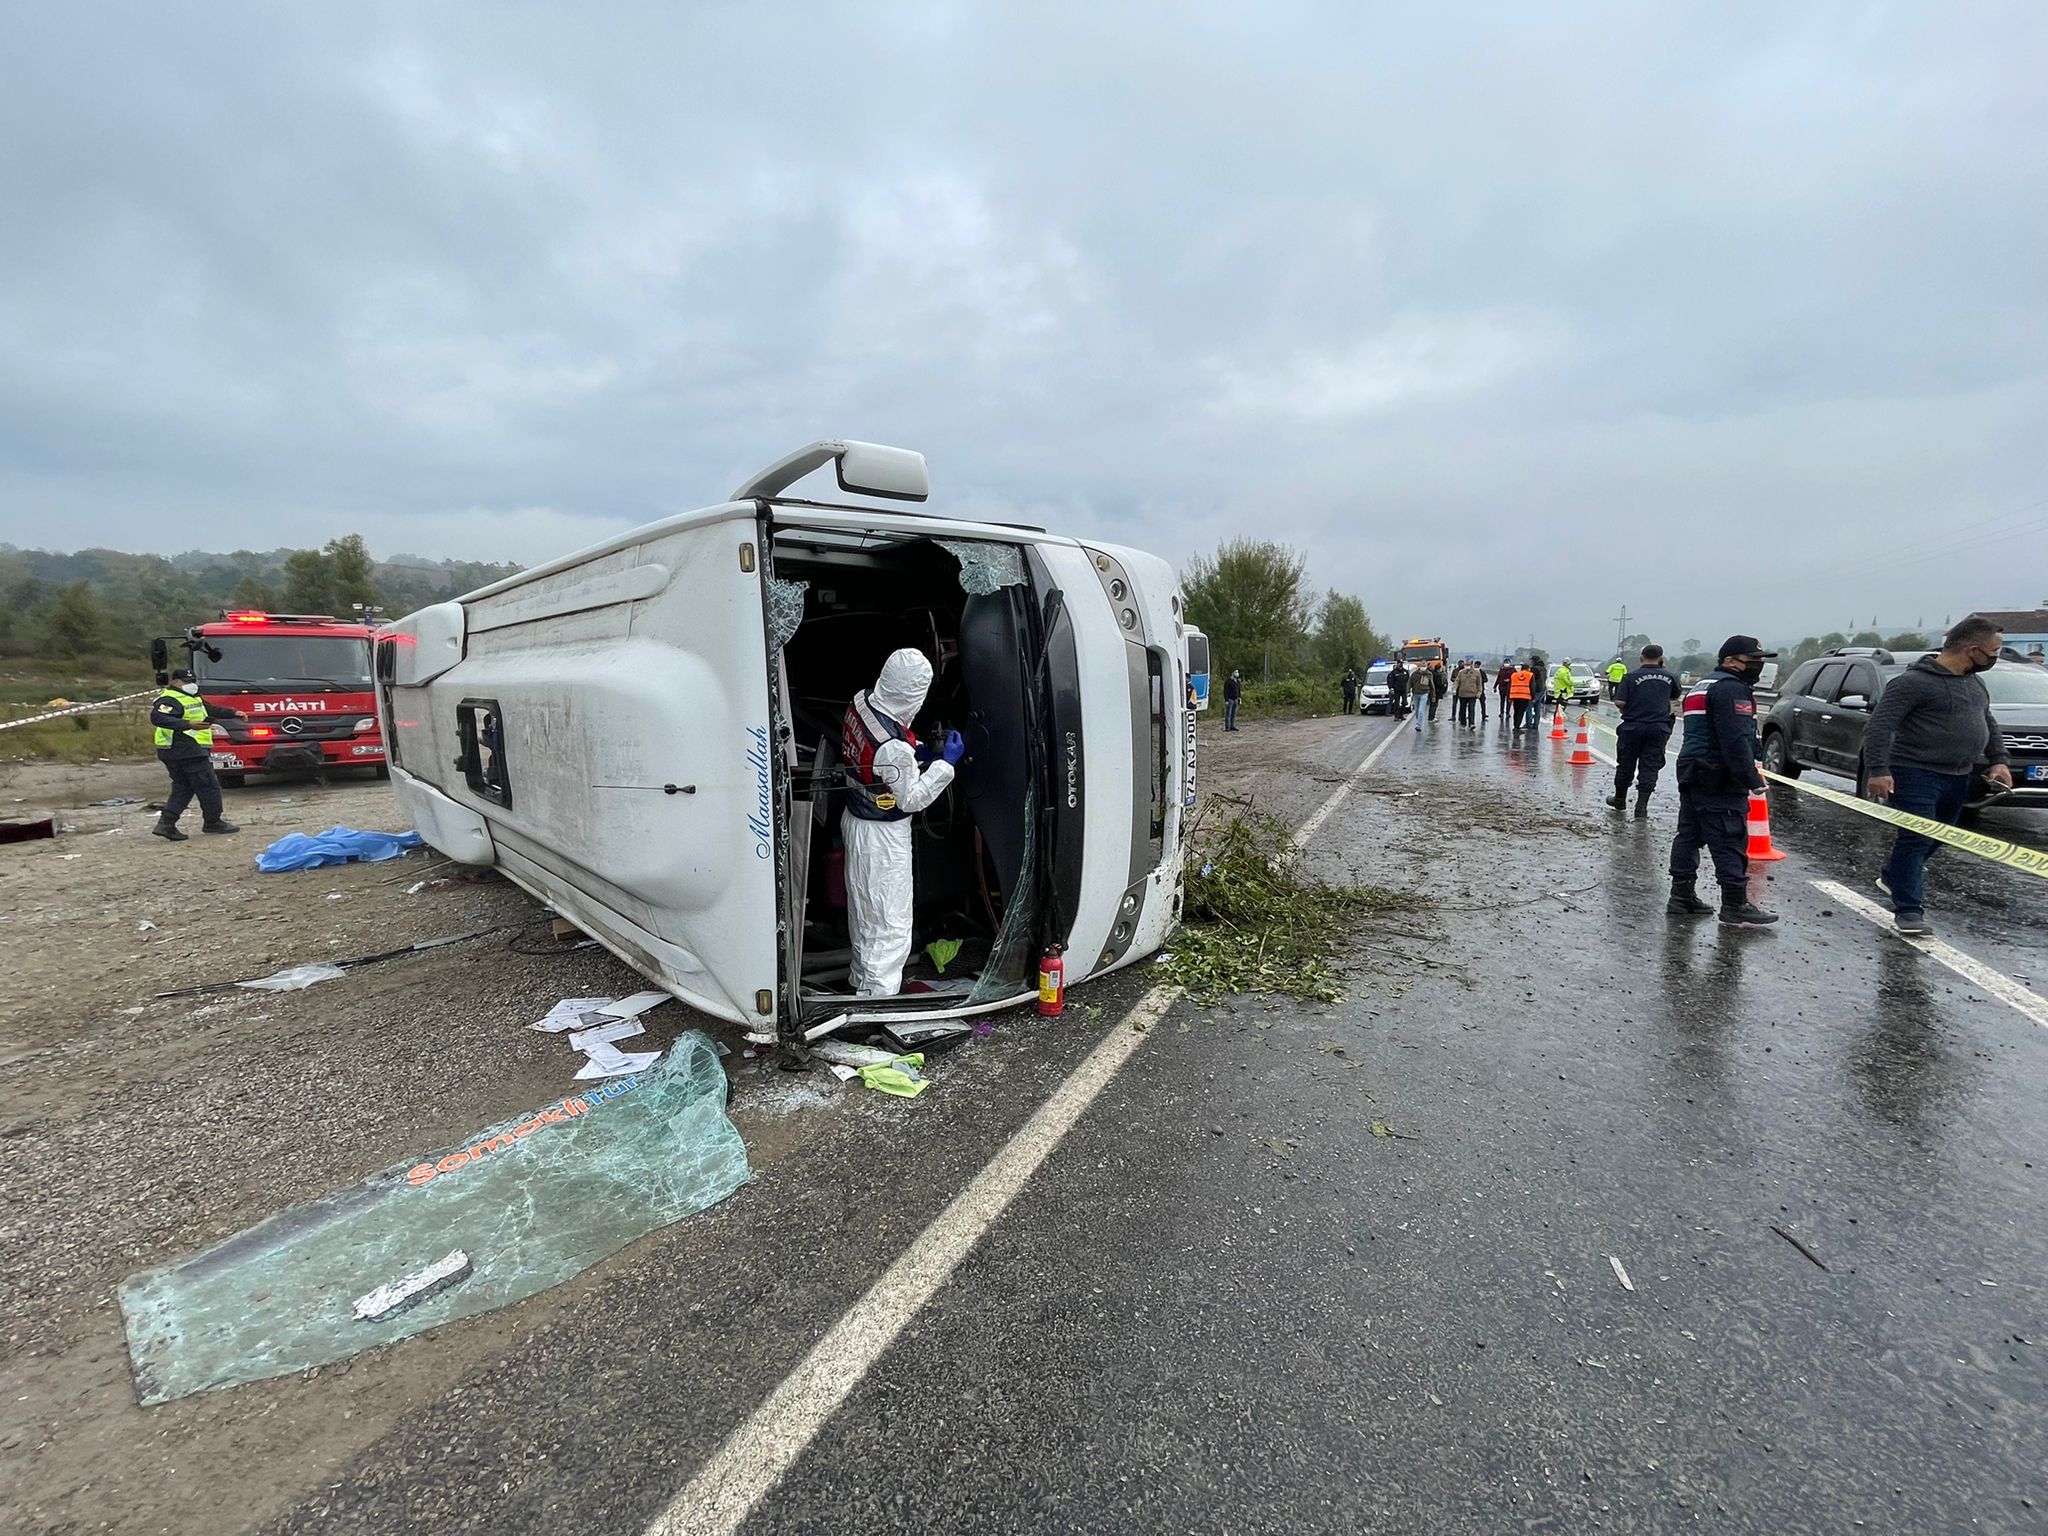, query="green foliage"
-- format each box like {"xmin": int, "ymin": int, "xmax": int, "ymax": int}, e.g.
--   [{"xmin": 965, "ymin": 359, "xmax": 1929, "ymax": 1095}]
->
[
  {"xmin": 1882, "ymin": 631, "xmax": 1926, "ymax": 651},
  {"xmin": 1849, "ymin": 630, "xmax": 1883, "ymax": 648},
  {"xmin": 281, "ymin": 548, "xmax": 338, "ymax": 614},
  {"xmin": 326, "ymin": 534, "xmax": 379, "ymax": 611},
  {"xmin": 1182, "ymin": 538, "xmax": 1313, "ymax": 682},
  {"xmin": 0, "ymin": 540, "xmax": 521, "ymax": 663},
  {"xmin": 48, "ymin": 582, "xmax": 104, "ymax": 656},
  {"xmin": 1162, "ymin": 809, "xmax": 1418, "ymax": 1004},
  {"xmin": 1311, "ymin": 589, "xmax": 1390, "ymax": 676},
  {"xmin": 1234, "ymin": 678, "xmax": 1343, "ymax": 717}
]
